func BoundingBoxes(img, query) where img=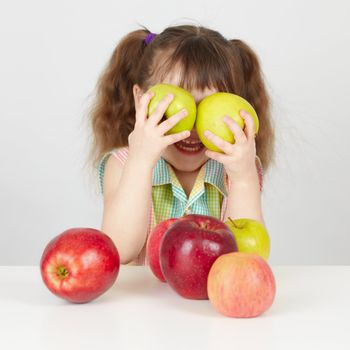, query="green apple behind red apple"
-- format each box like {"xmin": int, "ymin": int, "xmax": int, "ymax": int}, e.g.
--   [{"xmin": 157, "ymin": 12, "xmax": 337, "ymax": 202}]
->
[
  {"xmin": 196, "ymin": 92, "xmax": 259, "ymax": 152},
  {"xmin": 225, "ymin": 218, "xmax": 270, "ymax": 261},
  {"xmin": 147, "ymin": 84, "xmax": 197, "ymax": 134}
]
